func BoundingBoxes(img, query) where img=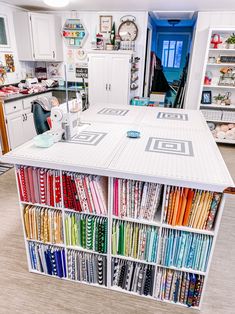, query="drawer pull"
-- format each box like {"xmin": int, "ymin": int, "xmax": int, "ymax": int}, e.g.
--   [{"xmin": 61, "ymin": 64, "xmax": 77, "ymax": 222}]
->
[{"xmin": 14, "ymin": 106, "xmax": 16, "ymax": 109}]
